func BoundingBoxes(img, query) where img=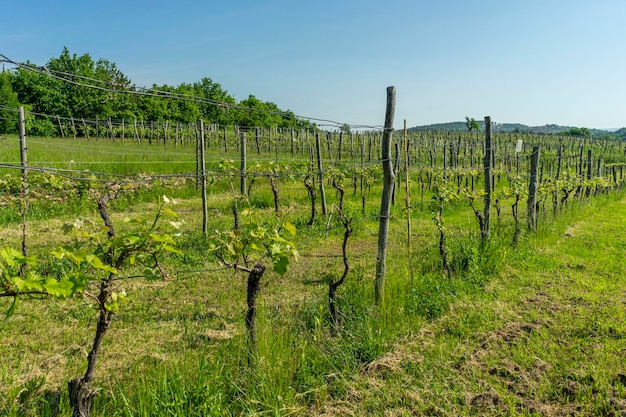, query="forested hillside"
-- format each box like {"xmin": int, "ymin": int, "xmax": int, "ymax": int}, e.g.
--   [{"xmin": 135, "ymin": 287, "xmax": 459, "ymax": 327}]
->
[
  {"xmin": 0, "ymin": 47, "xmax": 314, "ymax": 136},
  {"xmin": 410, "ymin": 121, "xmax": 623, "ymax": 138}
]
